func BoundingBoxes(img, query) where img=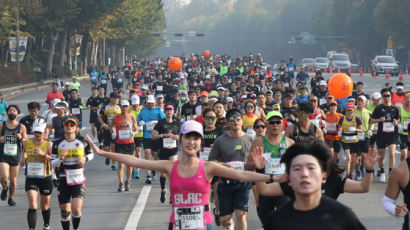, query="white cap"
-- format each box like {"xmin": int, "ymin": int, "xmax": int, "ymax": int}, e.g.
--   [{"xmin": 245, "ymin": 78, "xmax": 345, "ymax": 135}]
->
[
  {"xmin": 147, "ymin": 95, "xmax": 155, "ymax": 103},
  {"xmin": 371, "ymin": 92, "xmax": 381, "ymax": 100},
  {"xmin": 141, "ymin": 85, "xmax": 148, "ymax": 90},
  {"xmin": 227, "ymin": 97, "xmax": 233, "ymax": 102},
  {"xmin": 32, "ymin": 118, "xmax": 47, "ymax": 133},
  {"xmin": 121, "ymin": 100, "xmax": 130, "ymax": 106},
  {"xmin": 131, "ymin": 95, "xmax": 140, "ymax": 105},
  {"xmin": 52, "ymin": 99, "xmax": 62, "ymax": 107},
  {"xmin": 319, "ymin": 80, "xmax": 327, "ymax": 86},
  {"xmin": 179, "ymin": 90, "xmax": 187, "ymax": 95},
  {"xmin": 397, "ymin": 85, "xmax": 404, "ymax": 90},
  {"xmin": 358, "ymin": 95, "xmax": 367, "ymax": 102},
  {"xmin": 65, "ymin": 82, "xmax": 70, "ymax": 86}
]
